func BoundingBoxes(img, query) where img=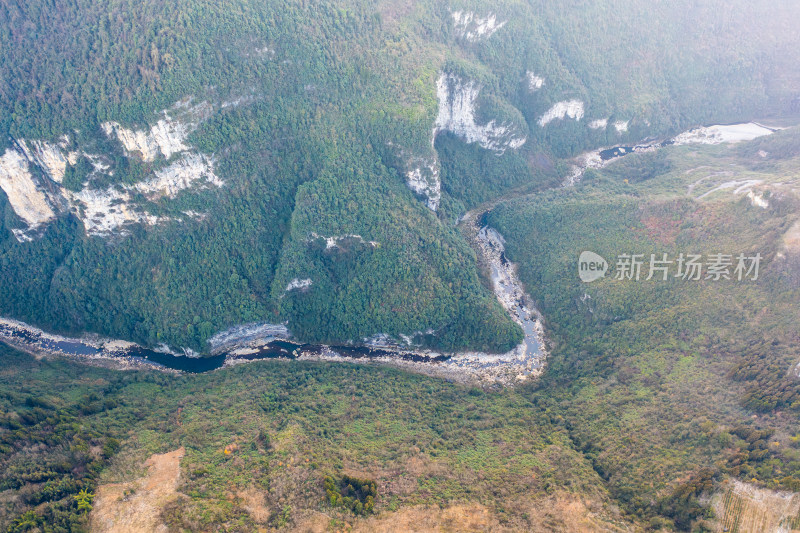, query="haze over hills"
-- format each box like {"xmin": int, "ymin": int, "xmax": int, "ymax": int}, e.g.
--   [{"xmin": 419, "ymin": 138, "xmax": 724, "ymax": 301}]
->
[
  {"xmin": 1, "ymin": 1, "xmax": 800, "ymax": 532},
  {"xmin": 1, "ymin": 0, "xmax": 799, "ymax": 352}
]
